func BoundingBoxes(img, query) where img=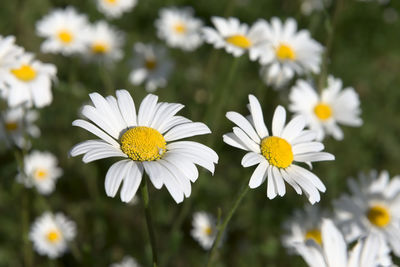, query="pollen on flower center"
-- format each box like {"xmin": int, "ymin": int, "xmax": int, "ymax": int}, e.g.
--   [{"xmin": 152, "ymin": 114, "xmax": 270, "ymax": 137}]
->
[
  {"xmin": 91, "ymin": 42, "xmax": 109, "ymax": 54},
  {"xmin": 174, "ymin": 22, "xmax": 187, "ymax": 34},
  {"xmin": 260, "ymin": 136, "xmax": 294, "ymax": 168},
  {"xmin": 145, "ymin": 58, "xmax": 157, "ymax": 70},
  {"xmin": 314, "ymin": 103, "xmax": 332, "ymax": 121},
  {"xmin": 46, "ymin": 229, "xmax": 62, "ymax": 243},
  {"xmin": 225, "ymin": 34, "xmax": 252, "ymax": 49},
  {"xmin": 57, "ymin": 29, "xmax": 73, "ymax": 44},
  {"xmin": 105, "ymin": 0, "xmax": 118, "ymax": 4},
  {"xmin": 120, "ymin": 126, "xmax": 166, "ymax": 161},
  {"xmin": 5, "ymin": 121, "xmax": 18, "ymax": 131},
  {"xmin": 276, "ymin": 43, "xmax": 296, "ymax": 60},
  {"xmin": 11, "ymin": 64, "xmax": 37, "ymax": 82},
  {"xmin": 305, "ymin": 229, "xmax": 322, "ymax": 245},
  {"xmin": 204, "ymin": 226, "xmax": 213, "ymax": 236},
  {"xmin": 367, "ymin": 205, "xmax": 391, "ymax": 228},
  {"xmin": 34, "ymin": 168, "xmax": 48, "ymax": 180}
]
